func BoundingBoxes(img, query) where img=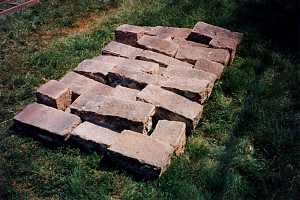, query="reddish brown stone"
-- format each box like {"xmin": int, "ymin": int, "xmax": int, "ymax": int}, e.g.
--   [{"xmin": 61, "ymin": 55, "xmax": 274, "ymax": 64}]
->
[
  {"xmin": 108, "ymin": 130, "xmax": 173, "ymax": 177},
  {"xmin": 137, "ymin": 35, "xmax": 179, "ymax": 57},
  {"xmin": 36, "ymin": 80, "xmax": 71, "ymax": 111},
  {"xmin": 145, "ymin": 26, "xmax": 192, "ymax": 40},
  {"xmin": 151, "ymin": 120, "xmax": 186, "ymax": 156},
  {"xmin": 115, "ymin": 24, "xmax": 148, "ymax": 46},
  {"xmin": 14, "ymin": 103, "xmax": 81, "ymax": 143},
  {"xmin": 102, "ymin": 41, "xmax": 143, "ymax": 59},
  {"xmin": 172, "ymin": 38, "xmax": 209, "ymax": 48},
  {"xmin": 194, "ymin": 58, "xmax": 224, "ymax": 79}
]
